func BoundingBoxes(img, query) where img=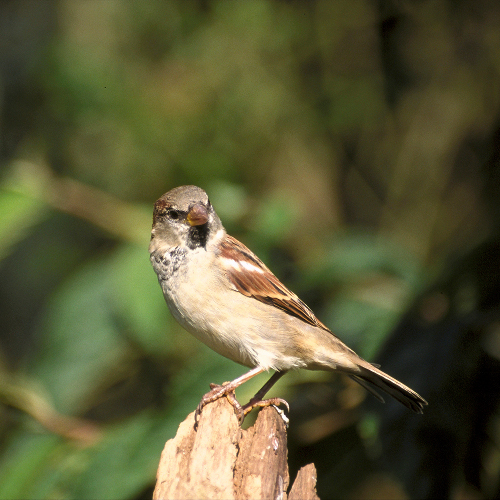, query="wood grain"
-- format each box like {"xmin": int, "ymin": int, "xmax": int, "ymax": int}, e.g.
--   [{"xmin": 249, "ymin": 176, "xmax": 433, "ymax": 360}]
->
[{"xmin": 153, "ymin": 398, "xmax": 319, "ymax": 499}]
